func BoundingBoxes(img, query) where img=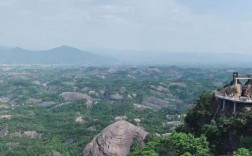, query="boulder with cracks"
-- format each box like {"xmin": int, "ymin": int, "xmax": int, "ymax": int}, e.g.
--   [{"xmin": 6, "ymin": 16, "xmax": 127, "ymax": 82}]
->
[{"xmin": 83, "ymin": 120, "xmax": 148, "ymax": 156}]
